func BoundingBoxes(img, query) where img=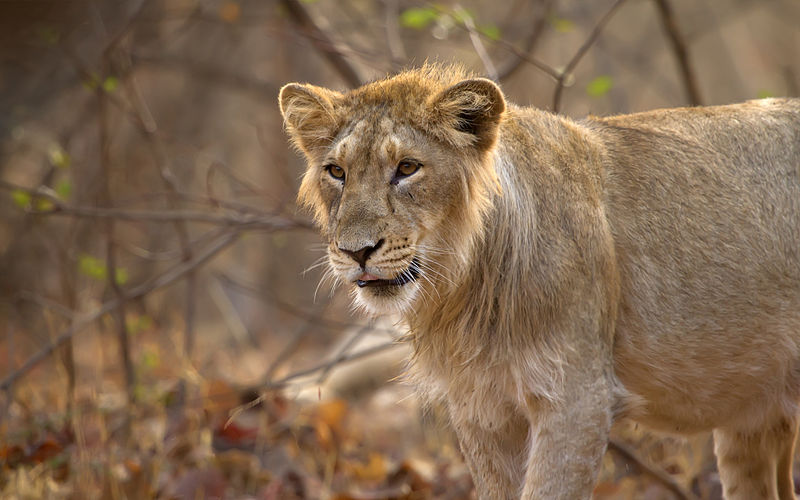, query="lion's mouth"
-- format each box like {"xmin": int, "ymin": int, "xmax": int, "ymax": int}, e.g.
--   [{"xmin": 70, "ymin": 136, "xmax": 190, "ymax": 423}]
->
[{"xmin": 356, "ymin": 258, "xmax": 420, "ymax": 288}]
